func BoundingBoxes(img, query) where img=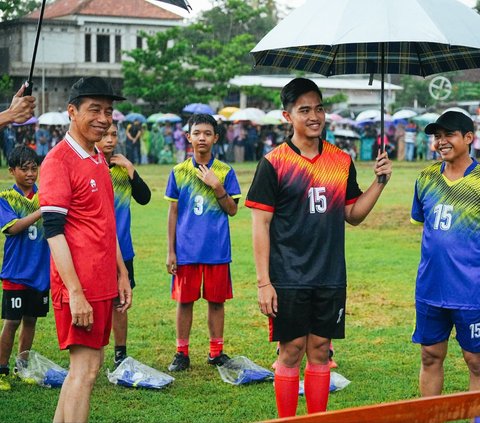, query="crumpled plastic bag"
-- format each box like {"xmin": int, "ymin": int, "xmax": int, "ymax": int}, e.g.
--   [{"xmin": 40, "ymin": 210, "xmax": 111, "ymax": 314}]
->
[
  {"xmin": 107, "ymin": 356, "xmax": 174, "ymax": 389},
  {"xmin": 16, "ymin": 350, "xmax": 68, "ymax": 388},
  {"xmin": 298, "ymin": 371, "xmax": 351, "ymax": 395},
  {"xmin": 217, "ymin": 356, "xmax": 274, "ymax": 385}
]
